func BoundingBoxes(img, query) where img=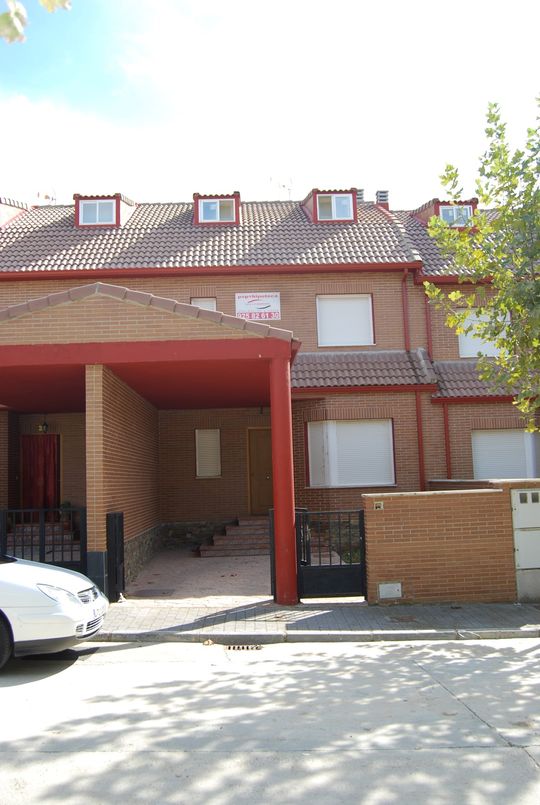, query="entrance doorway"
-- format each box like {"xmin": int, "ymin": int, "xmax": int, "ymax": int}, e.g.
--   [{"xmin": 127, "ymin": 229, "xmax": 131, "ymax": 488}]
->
[
  {"xmin": 20, "ymin": 434, "xmax": 60, "ymax": 509},
  {"xmin": 248, "ymin": 428, "xmax": 273, "ymax": 515}
]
